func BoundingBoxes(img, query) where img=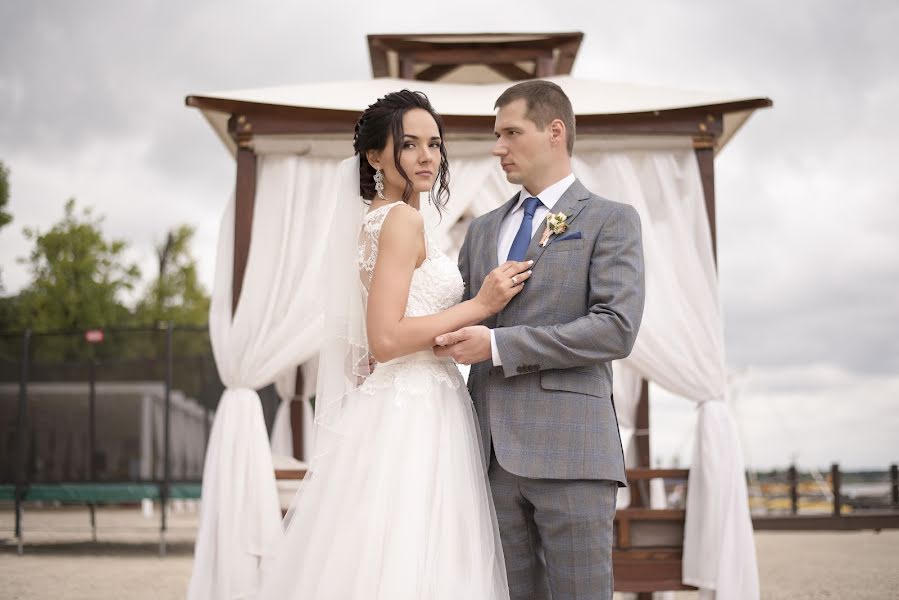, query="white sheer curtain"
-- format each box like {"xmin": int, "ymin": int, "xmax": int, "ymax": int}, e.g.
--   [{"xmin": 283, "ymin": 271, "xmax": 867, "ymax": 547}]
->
[
  {"xmin": 575, "ymin": 142, "xmax": 759, "ymax": 600},
  {"xmin": 188, "ymin": 155, "xmax": 348, "ymax": 600}
]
